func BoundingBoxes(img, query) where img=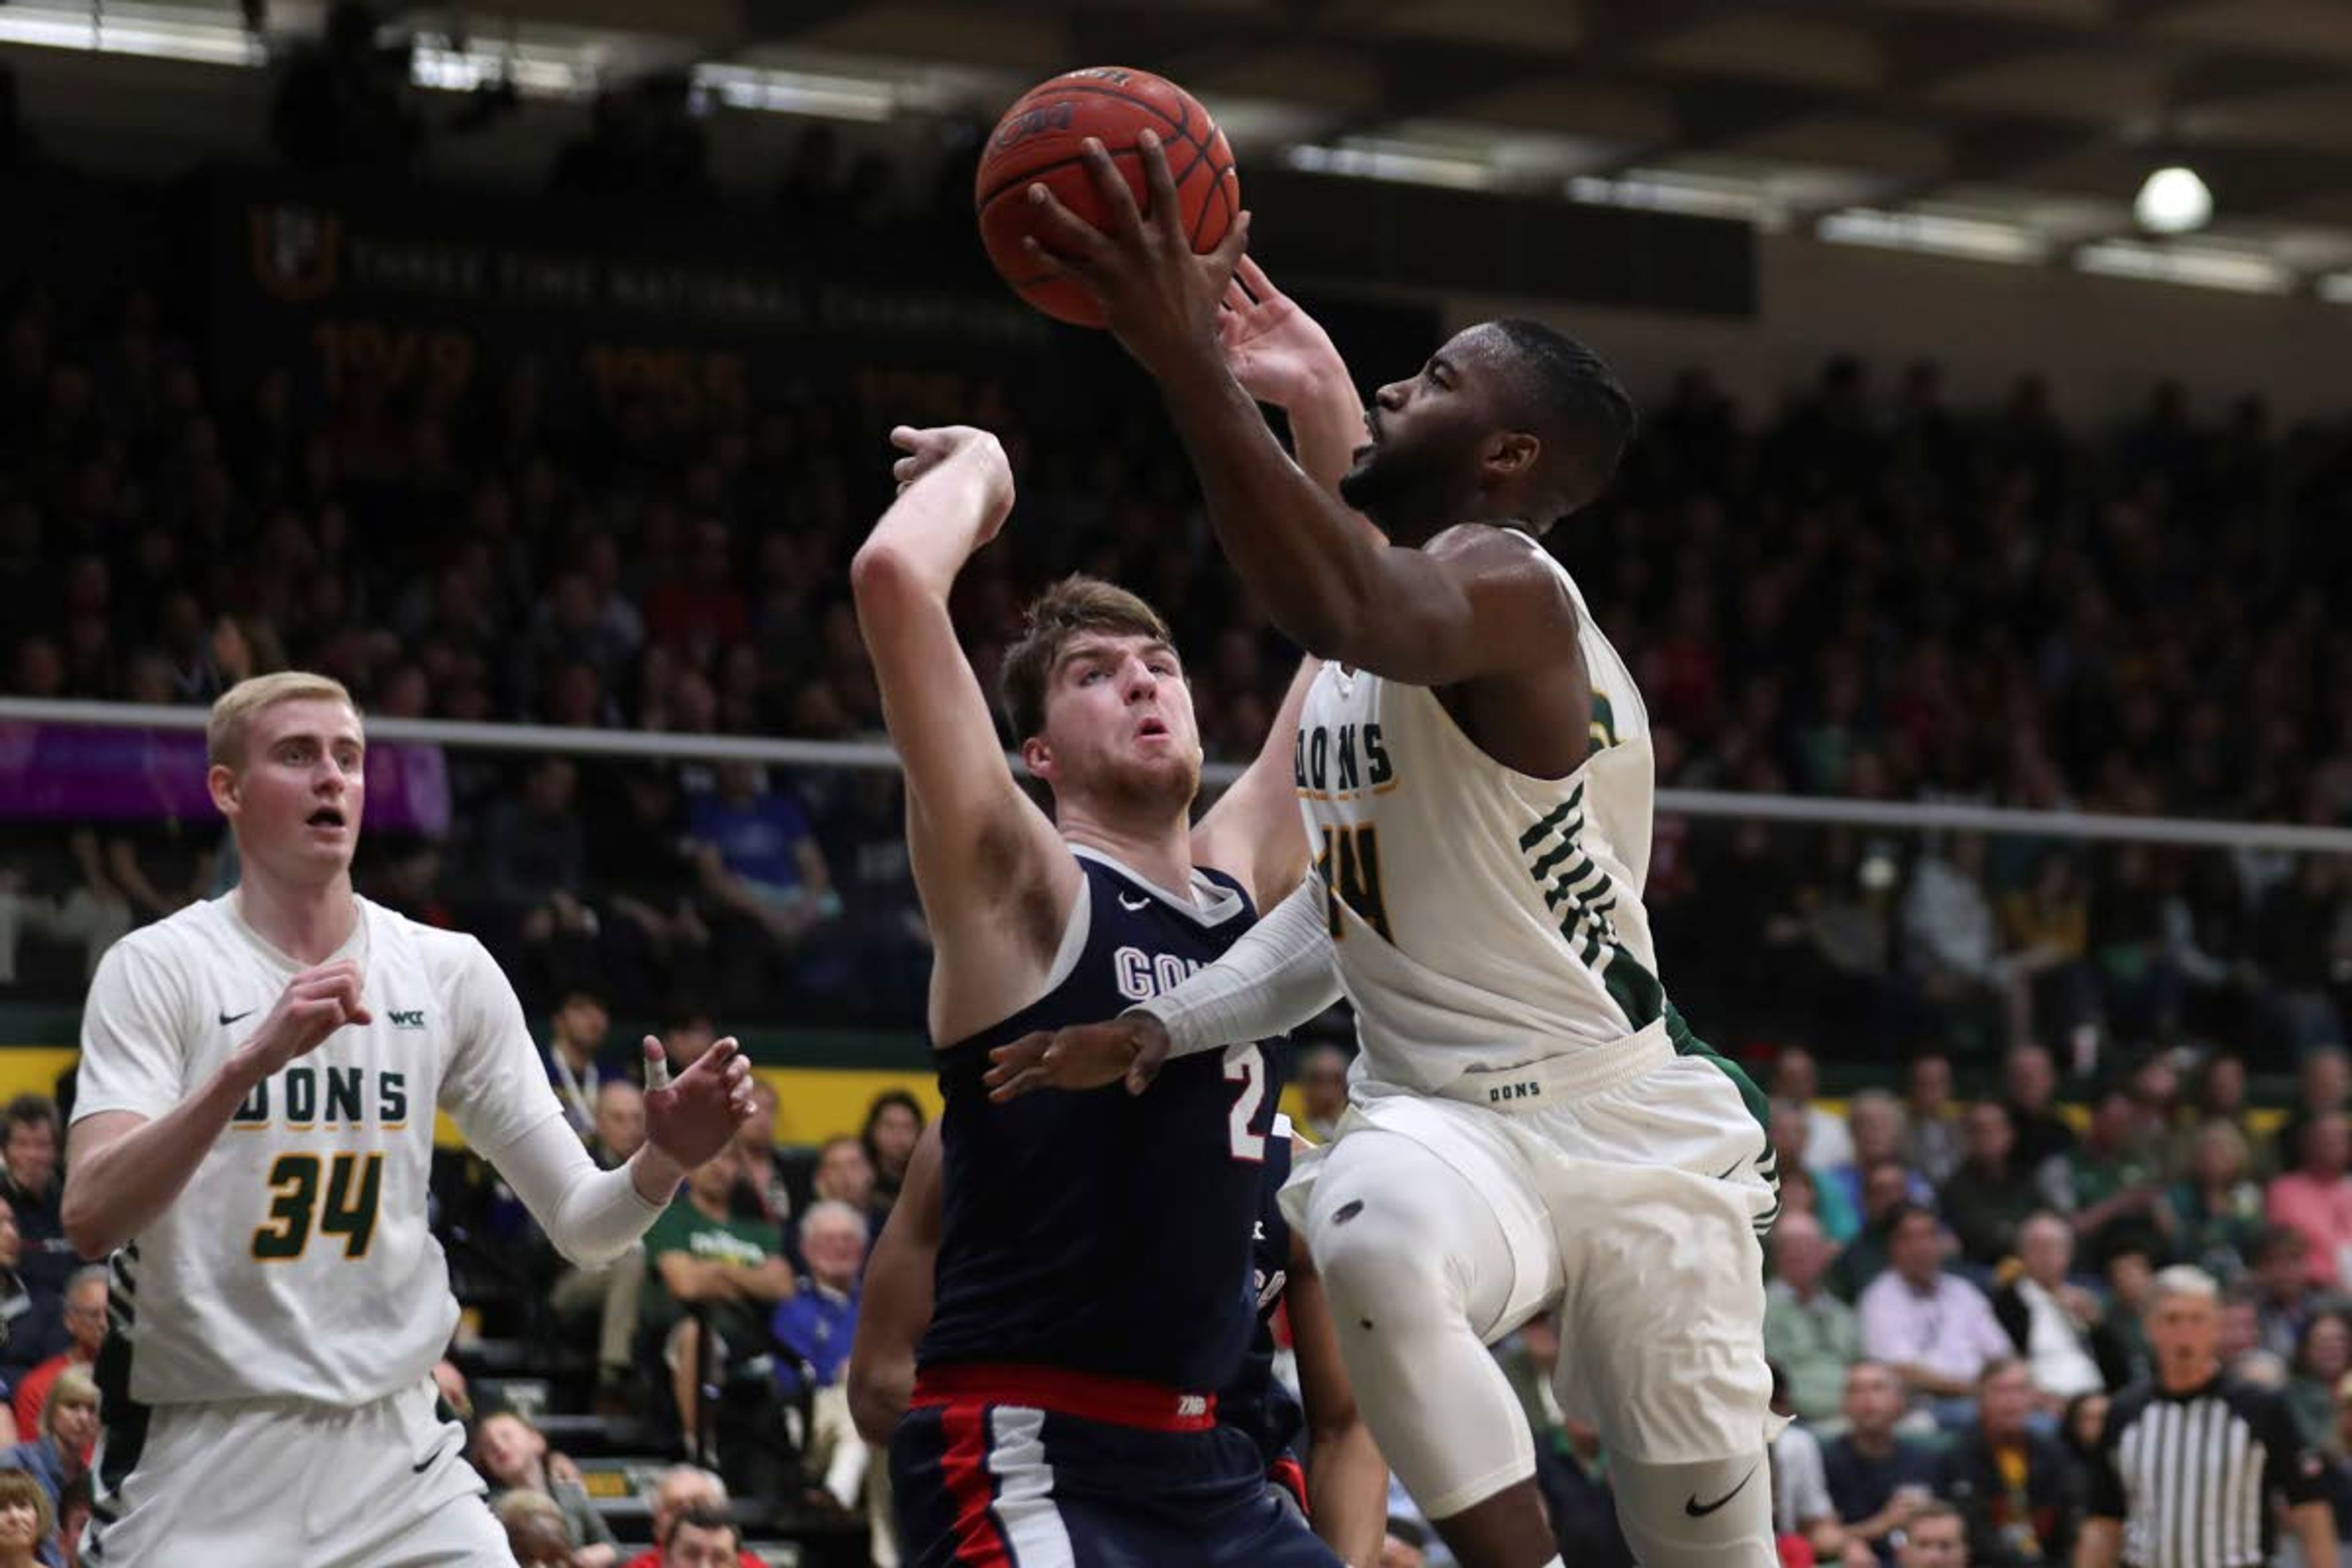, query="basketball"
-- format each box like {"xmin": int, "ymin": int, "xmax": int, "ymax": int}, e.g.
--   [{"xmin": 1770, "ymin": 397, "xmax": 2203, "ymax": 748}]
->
[{"xmin": 975, "ymin": 66, "xmax": 1240, "ymax": 328}]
